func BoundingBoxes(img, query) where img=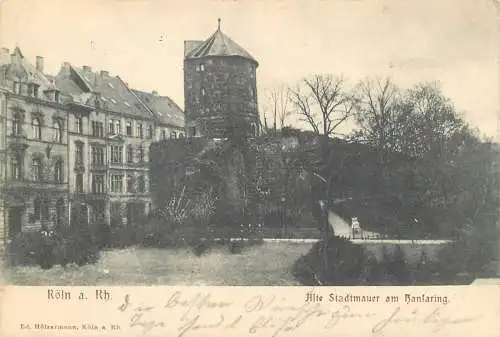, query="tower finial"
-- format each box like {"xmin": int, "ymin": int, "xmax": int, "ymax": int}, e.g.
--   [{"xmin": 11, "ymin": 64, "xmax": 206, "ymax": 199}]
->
[{"xmin": 218, "ymin": 18, "xmax": 221, "ymax": 31}]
